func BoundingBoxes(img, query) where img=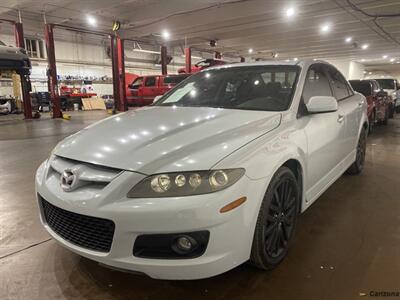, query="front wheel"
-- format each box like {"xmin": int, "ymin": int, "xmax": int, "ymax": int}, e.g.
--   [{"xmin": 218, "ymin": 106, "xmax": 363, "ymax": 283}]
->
[
  {"xmin": 346, "ymin": 127, "xmax": 367, "ymax": 175},
  {"xmin": 250, "ymin": 166, "xmax": 300, "ymax": 270}
]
